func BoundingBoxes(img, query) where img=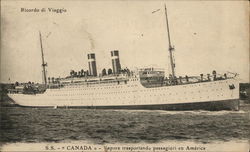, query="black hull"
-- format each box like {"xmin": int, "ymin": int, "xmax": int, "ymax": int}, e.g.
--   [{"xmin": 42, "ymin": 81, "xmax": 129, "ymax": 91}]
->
[{"xmin": 18, "ymin": 99, "xmax": 239, "ymax": 111}]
